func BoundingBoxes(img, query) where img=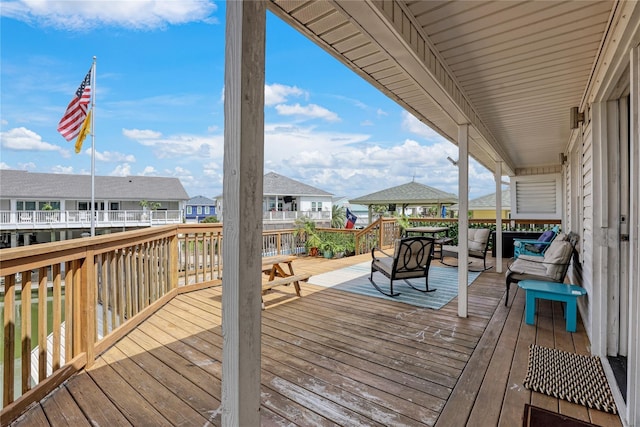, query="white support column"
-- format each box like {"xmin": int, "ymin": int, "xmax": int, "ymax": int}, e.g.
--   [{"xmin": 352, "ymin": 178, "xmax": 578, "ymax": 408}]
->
[
  {"xmin": 627, "ymin": 43, "xmax": 639, "ymax": 427},
  {"xmin": 495, "ymin": 162, "xmax": 503, "ymax": 273},
  {"xmin": 458, "ymin": 124, "xmax": 469, "ymax": 318},
  {"xmin": 222, "ymin": 1, "xmax": 266, "ymax": 426}
]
